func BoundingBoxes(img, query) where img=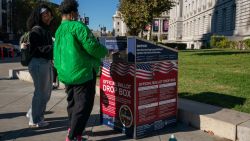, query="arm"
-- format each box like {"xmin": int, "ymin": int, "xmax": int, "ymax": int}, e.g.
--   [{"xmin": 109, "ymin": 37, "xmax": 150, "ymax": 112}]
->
[
  {"xmin": 75, "ymin": 25, "xmax": 108, "ymax": 59},
  {"xmin": 29, "ymin": 29, "xmax": 53, "ymax": 54}
]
